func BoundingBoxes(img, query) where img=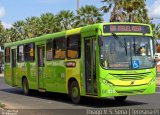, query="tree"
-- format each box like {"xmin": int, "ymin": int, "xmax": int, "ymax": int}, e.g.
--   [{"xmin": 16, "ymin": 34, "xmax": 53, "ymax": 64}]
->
[
  {"xmin": 101, "ymin": 0, "xmax": 124, "ymax": 22},
  {"xmin": 122, "ymin": 0, "xmax": 149, "ymax": 23},
  {"xmin": 152, "ymin": 23, "xmax": 160, "ymax": 39},
  {"xmin": 76, "ymin": 5, "xmax": 103, "ymax": 27},
  {"xmin": 0, "ymin": 21, "xmax": 4, "ymax": 33},
  {"xmin": 0, "ymin": 21, "xmax": 5, "ymax": 45},
  {"xmin": 56, "ymin": 10, "xmax": 75, "ymax": 30},
  {"xmin": 12, "ymin": 20, "xmax": 26, "ymax": 40},
  {"xmin": 101, "ymin": 0, "xmax": 149, "ymax": 23},
  {"xmin": 24, "ymin": 16, "xmax": 41, "ymax": 38},
  {"xmin": 40, "ymin": 12, "xmax": 60, "ymax": 34}
]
